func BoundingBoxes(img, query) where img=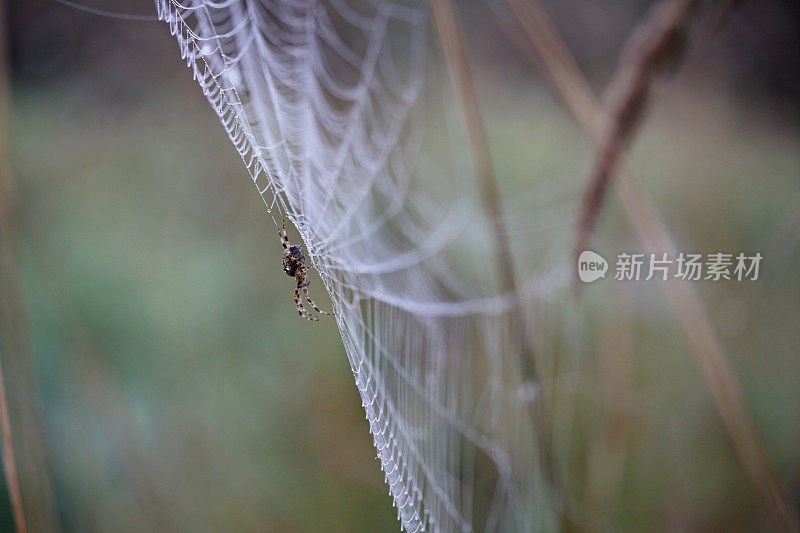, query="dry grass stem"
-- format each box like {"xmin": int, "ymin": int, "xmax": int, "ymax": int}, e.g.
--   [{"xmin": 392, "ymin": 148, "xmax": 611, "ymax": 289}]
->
[
  {"xmin": 429, "ymin": 0, "xmax": 516, "ymax": 295},
  {"xmin": 575, "ymin": 0, "xmax": 697, "ymax": 262},
  {"xmin": 429, "ymin": 0, "xmax": 539, "ymax": 383},
  {"xmin": 429, "ymin": 0, "xmax": 560, "ymax": 510}
]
